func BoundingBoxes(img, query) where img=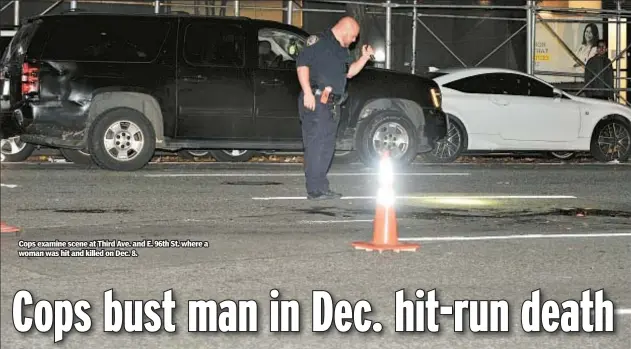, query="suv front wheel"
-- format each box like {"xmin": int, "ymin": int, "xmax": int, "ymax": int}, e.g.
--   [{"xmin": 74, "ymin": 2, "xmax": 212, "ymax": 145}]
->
[
  {"xmin": 88, "ymin": 108, "xmax": 156, "ymax": 171},
  {"xmin": 59, "ymin": 148, "xmax": 93, "ymax": 165},
  {"xmin": 210, "ymin": 149, "xmax": 255, "ymax": 162},
  {"xmin": 357, "ymin": 110, "xmax": 418, "ymax": 168}
]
